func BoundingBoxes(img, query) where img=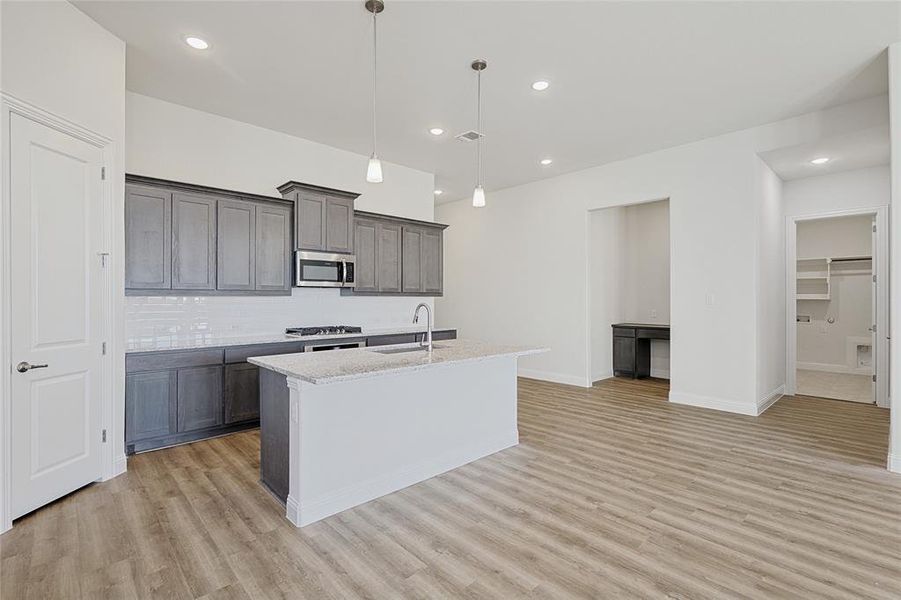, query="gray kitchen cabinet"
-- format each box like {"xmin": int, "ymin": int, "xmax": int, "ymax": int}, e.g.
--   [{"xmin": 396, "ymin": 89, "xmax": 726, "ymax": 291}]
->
[
  {"xmin": 125, "ymin": 184, "xmax": 172, "ymax": 289},
  {"xmin": 125, "ymin": 370, "xmax": 176, "ymax": 442},
  {"xmin": 278, "ymin": 181, "xmax": 360, "ymax": 253},
  {"xmin": 172, "ymin": 192, "xmax": 217, "ymax": 290},
  {"xmin": 354, "ymin": 218, "xmax": 378, "ymax": 292},
  {"xmin": 217, "ymin": 199, "xmax": 256, "ymax": 291},
  {"xmin": 325, "ymin": 195, "xmax": 355, "ymax": 253},
  {"xmin": 422, "ymin": 228, "xmax": 443, "ymax": 295},
  {"xmin": 378, "ymin": 222, "xmax": 403, "ymax": 293},
  {"xmin": 255, "ymin": 204, "xmax": 293, "ymax": 291},
  {"xmin": 176, "ymin": 366, "xmax": 223, "ymax": 432},
  {"xmin": 295, "ymin": 191, "xmax": 326, "ymax": 251},
  {"xmin": 402, "ymin": 226, "xmax": 423, "ymax": 293},
  {"xmin": 224, "ymin": 363, "xmax": 260, "ymax": 424}
]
